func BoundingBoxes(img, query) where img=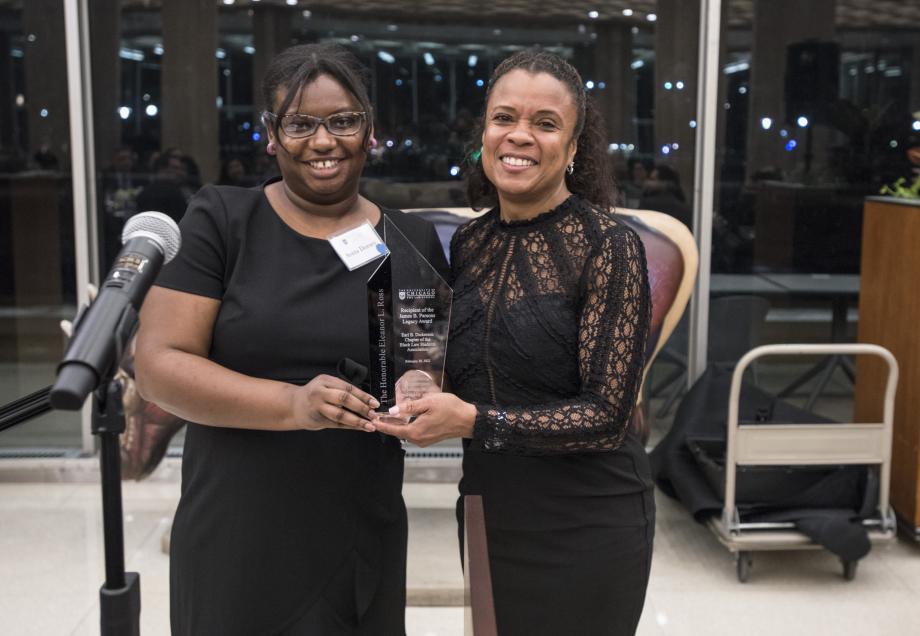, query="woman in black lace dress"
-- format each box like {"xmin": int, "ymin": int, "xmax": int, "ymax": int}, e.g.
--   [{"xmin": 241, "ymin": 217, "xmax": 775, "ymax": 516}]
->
[{"xmin": 375, "ymin": 50, "xmax": 653, "ymax": 635}]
